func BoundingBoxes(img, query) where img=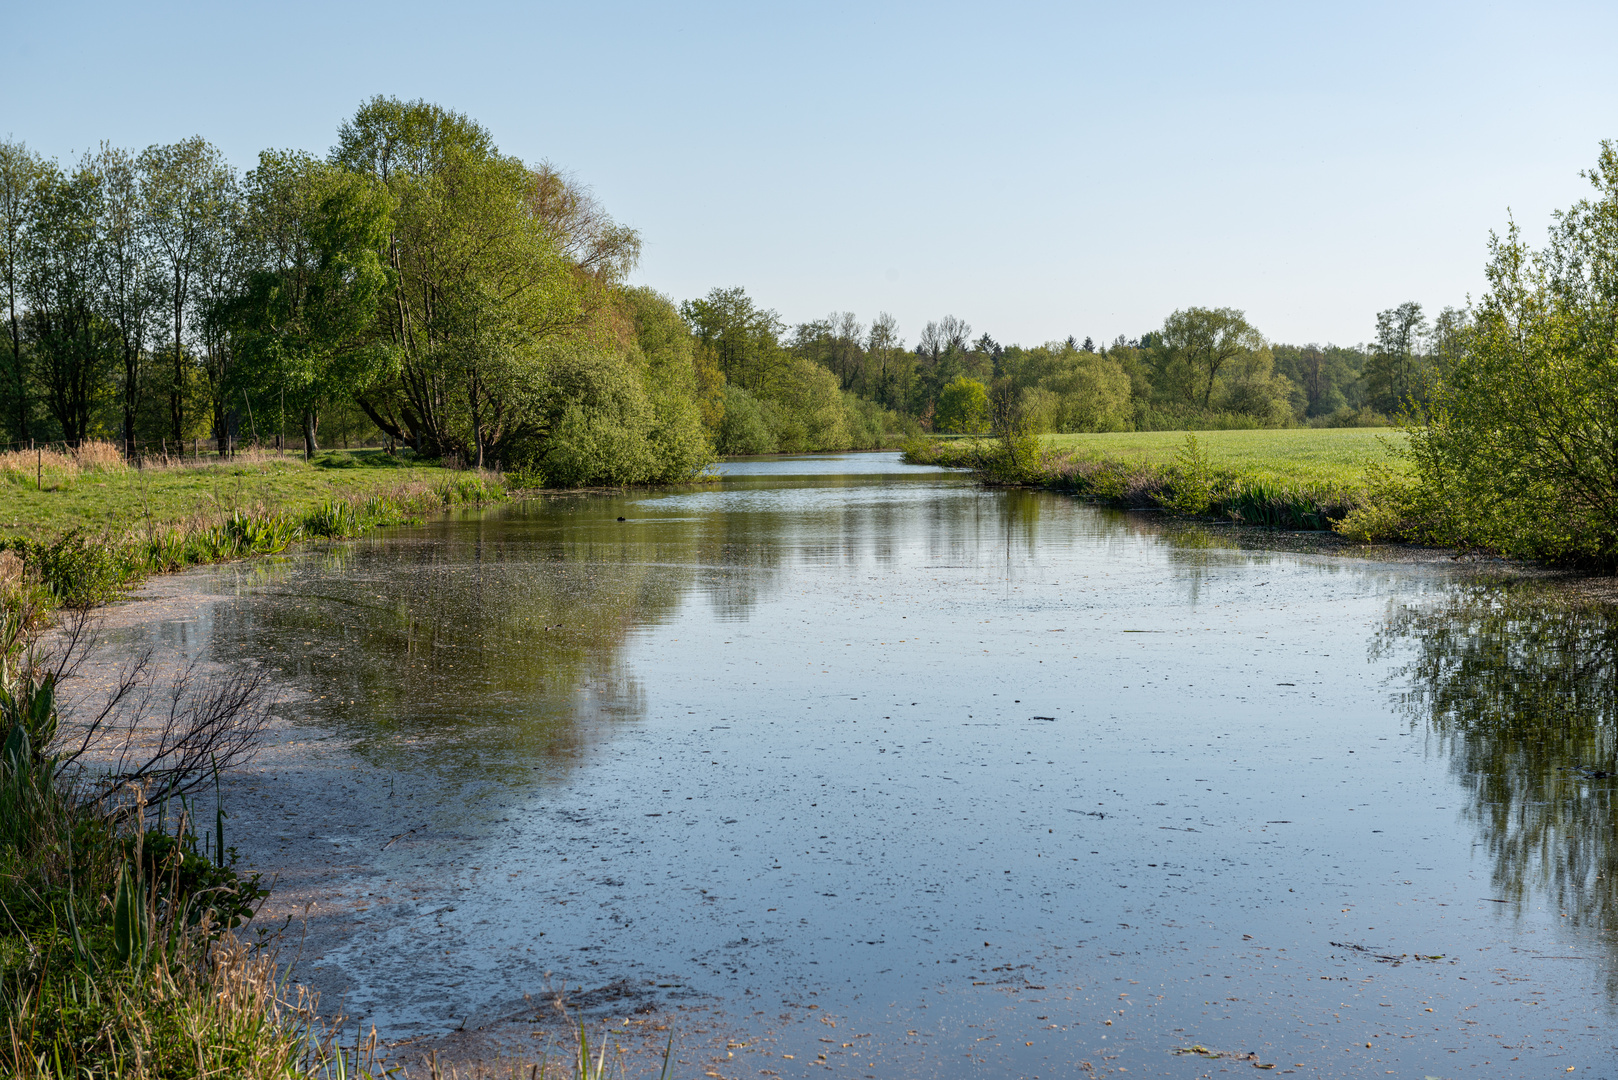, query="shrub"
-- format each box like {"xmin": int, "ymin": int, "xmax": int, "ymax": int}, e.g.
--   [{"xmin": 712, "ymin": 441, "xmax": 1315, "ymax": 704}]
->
[
  {"xmin": 1155, "ymin": 433, "xmax": 1213, "ymax": 515},
  {"xmin": 1400, "ymin": 142, "xmax": 1618, "ymax": 563},
  {"xmin": 5, "ymin": 532, "xmax": 138, "ymax": 607},
  {"xmin": 935, "ymin": 376, "xmax": 991, "ymax": 434},
  {"xmin": 716, "ymin": 385, "xmax": 775, "ymax": 455}
]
